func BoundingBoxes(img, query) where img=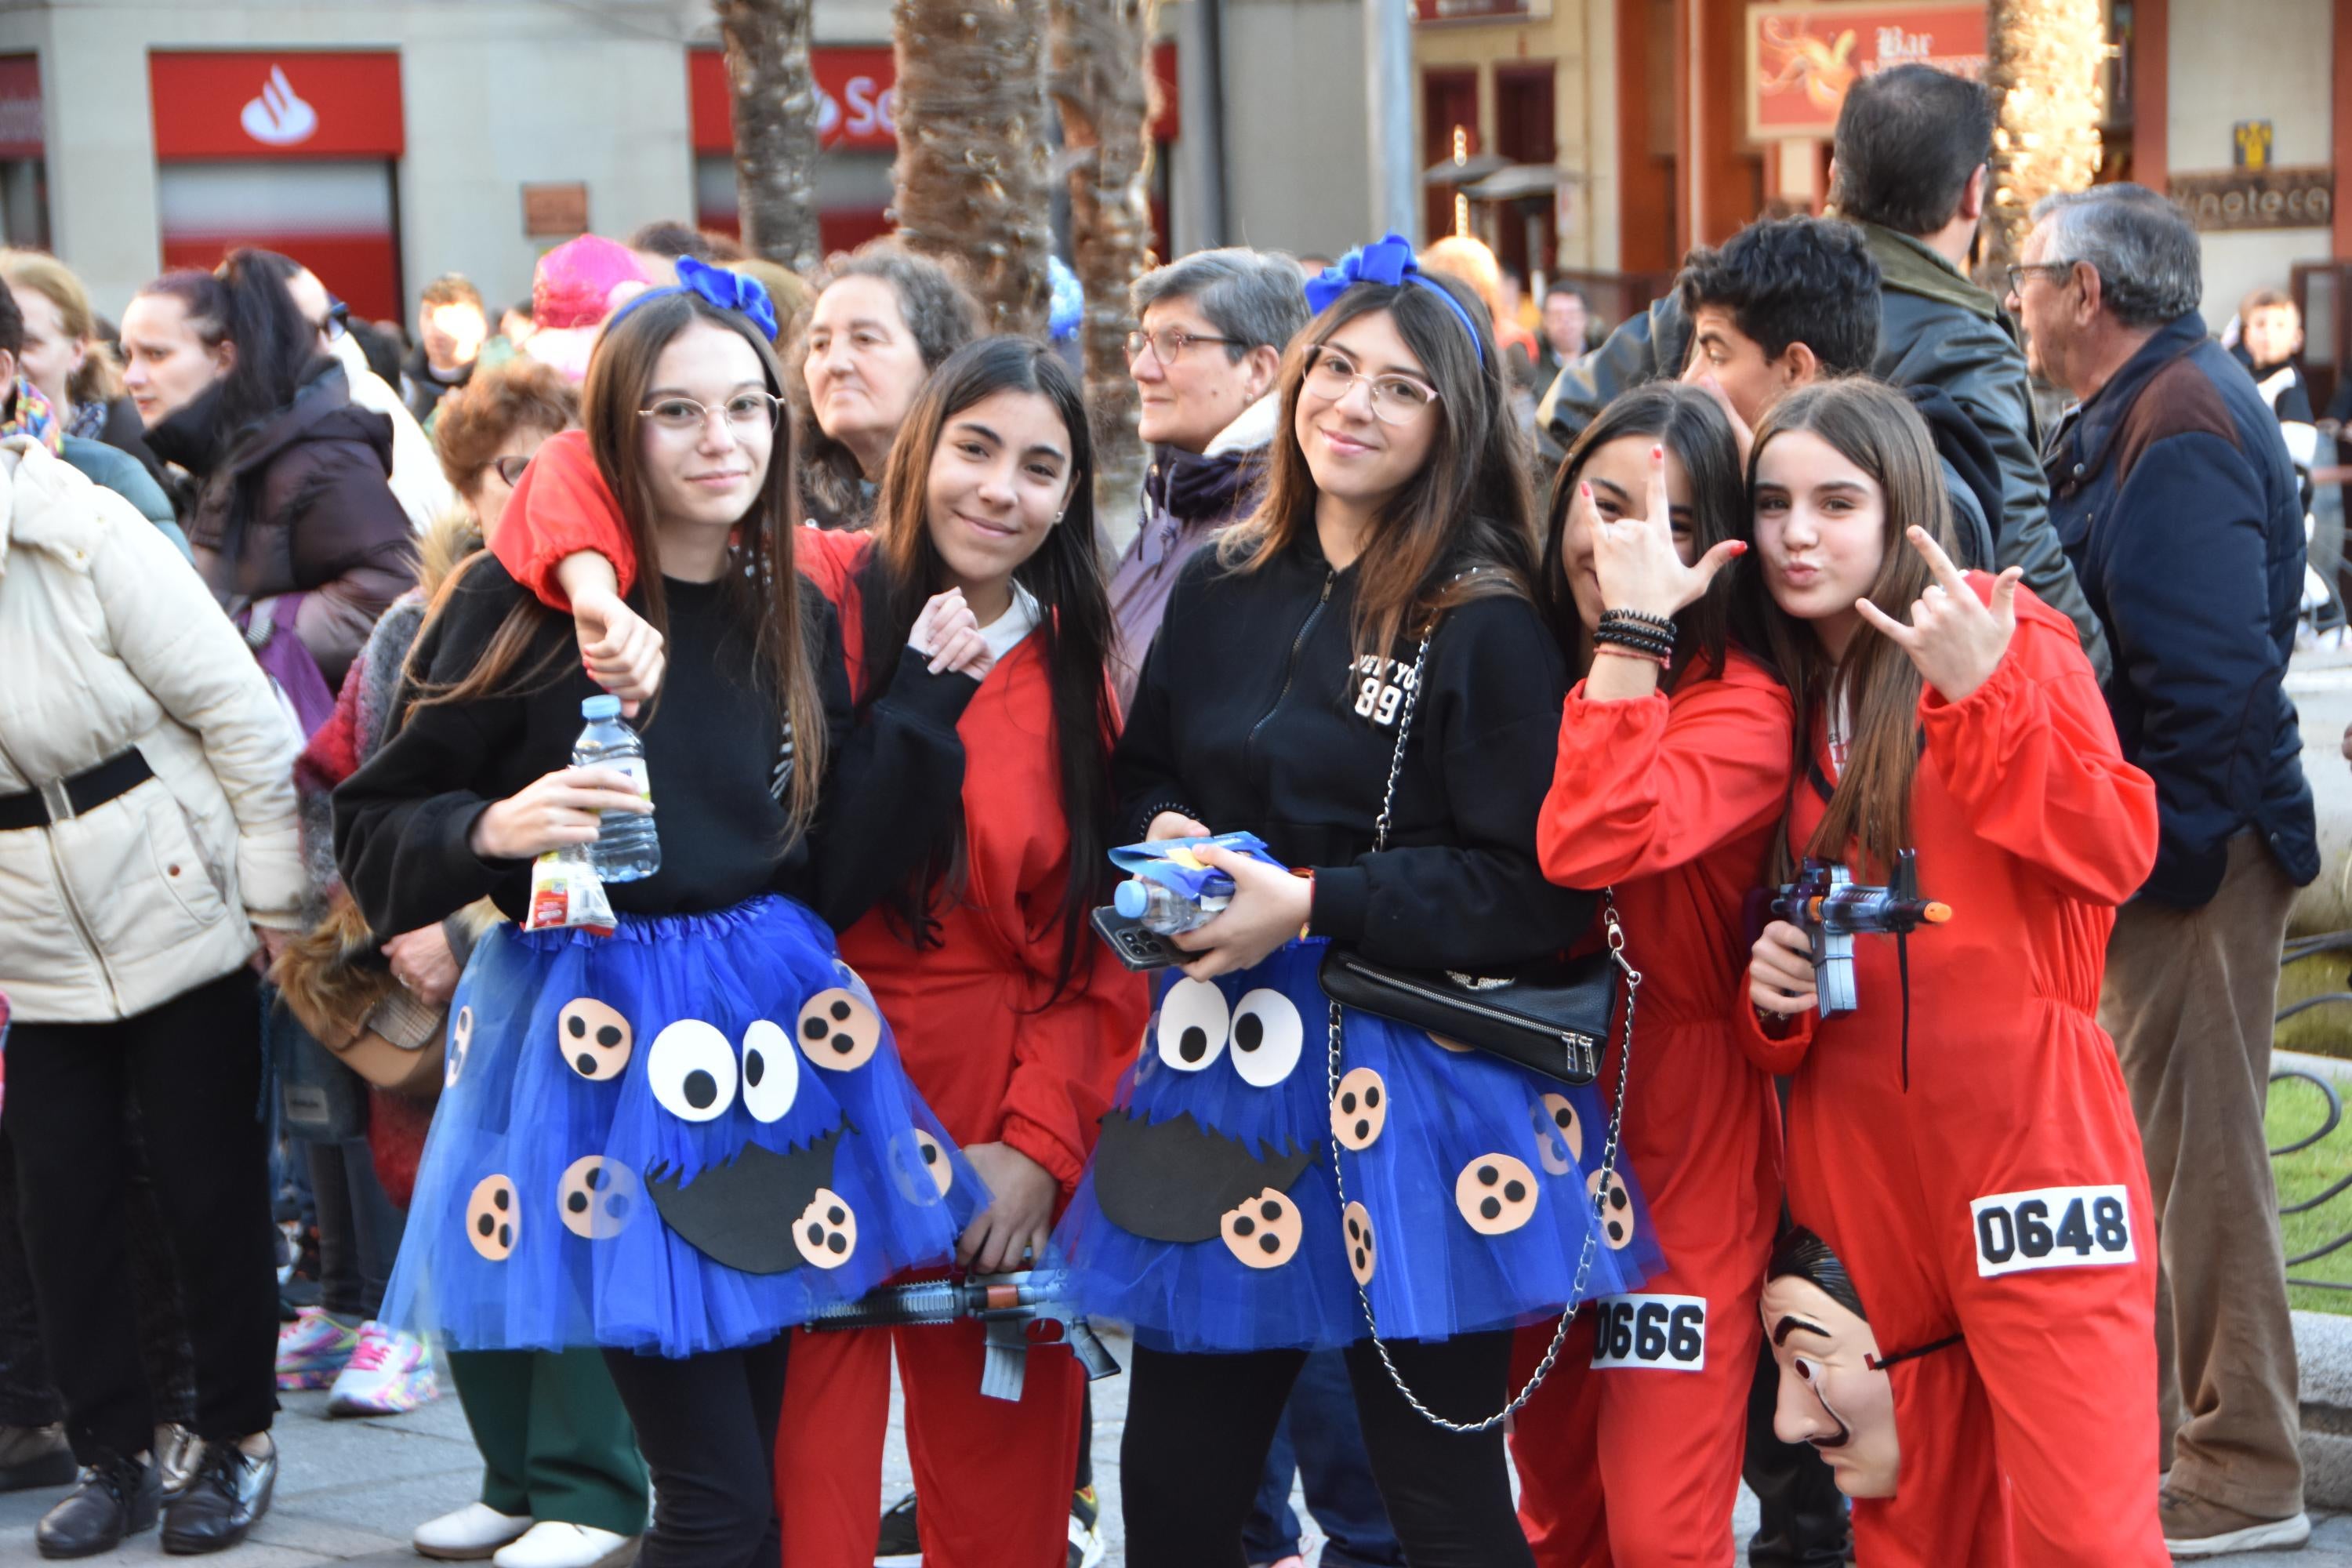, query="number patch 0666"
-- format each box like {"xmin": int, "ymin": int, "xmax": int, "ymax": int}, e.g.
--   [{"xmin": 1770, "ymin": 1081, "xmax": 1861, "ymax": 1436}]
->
[
  {"xmin": 1969, "ymin": 1184, "xmax": 2134, "ymax": 1278},
  {"xmin": 1591, "ymin": 1294, "xmax": 1705, "ymax": 1372}
]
